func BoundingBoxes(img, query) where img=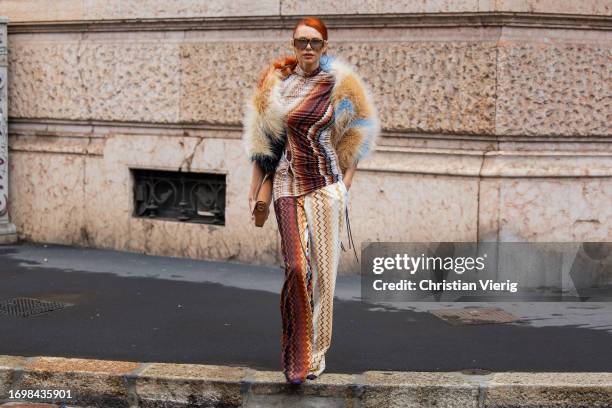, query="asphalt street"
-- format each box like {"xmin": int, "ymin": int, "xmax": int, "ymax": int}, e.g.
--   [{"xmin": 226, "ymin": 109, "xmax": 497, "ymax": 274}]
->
[{"xmin": 1, "ymin": 242, "xmax": 611, "ymax": 373}]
